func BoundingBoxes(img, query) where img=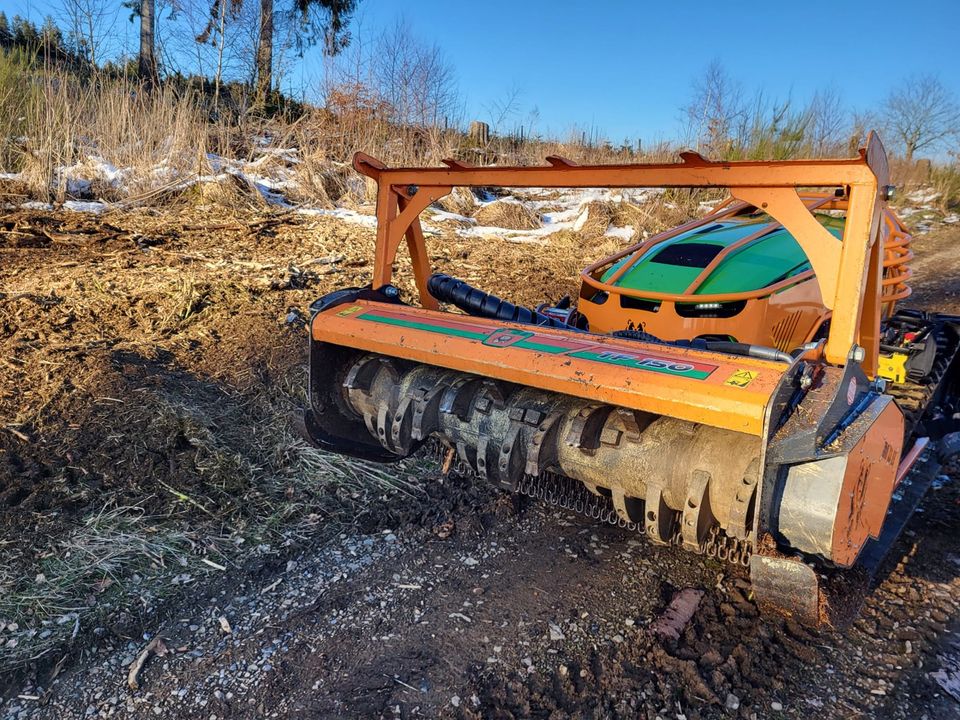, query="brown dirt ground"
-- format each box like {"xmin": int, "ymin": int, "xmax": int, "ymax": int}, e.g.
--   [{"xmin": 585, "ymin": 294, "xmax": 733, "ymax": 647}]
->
[{"xmin": 1, "ymin": 206, "xmax": 959, "ymax": 719}]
